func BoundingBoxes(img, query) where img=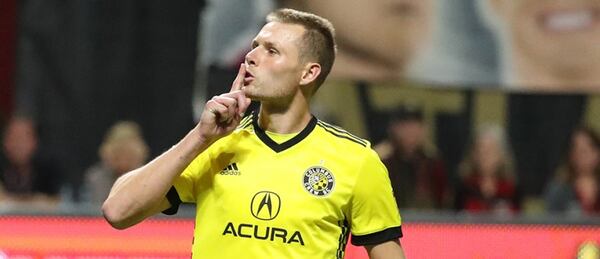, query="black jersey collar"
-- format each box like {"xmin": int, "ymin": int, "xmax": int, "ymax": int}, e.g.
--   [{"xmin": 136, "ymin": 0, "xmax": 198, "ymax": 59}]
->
[{"xmin": 251, "ymin": 110, "xmax": 317, "ymax": 153}]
